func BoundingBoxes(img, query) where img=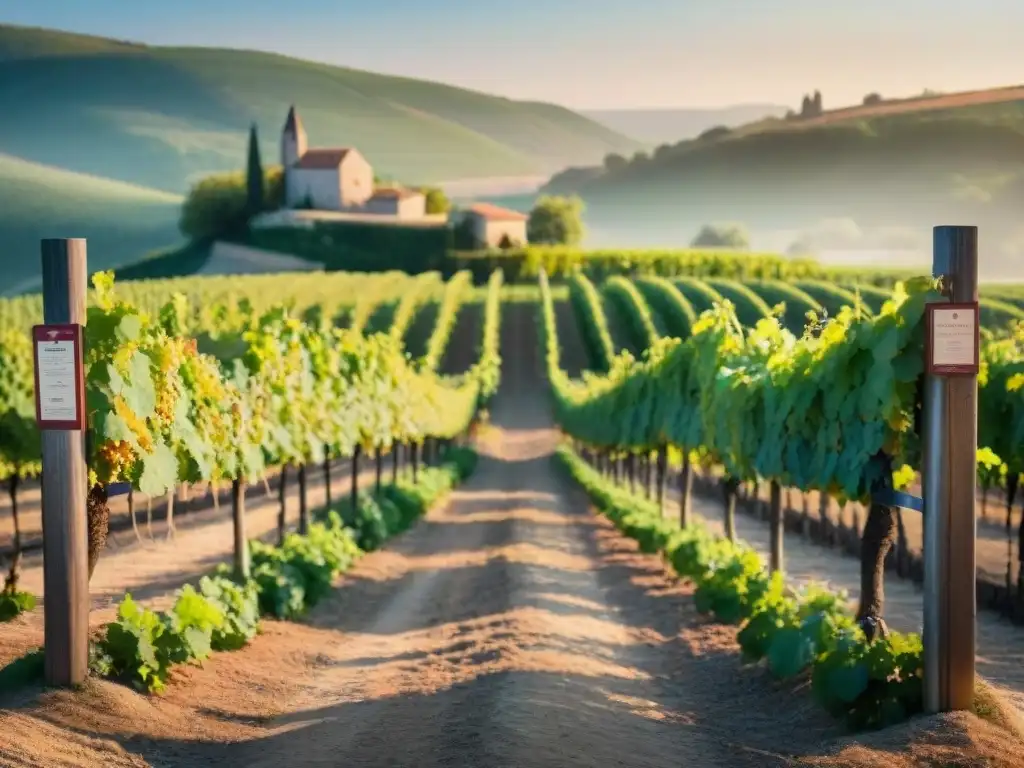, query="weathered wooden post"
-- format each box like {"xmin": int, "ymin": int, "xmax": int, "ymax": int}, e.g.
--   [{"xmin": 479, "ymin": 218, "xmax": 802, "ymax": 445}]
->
[
  {"xmin": 922, "ymin": 225, "xmax": 979, "ymax": 713},
  {"xmin": 35, "ymin": 238, "xmax": 89, "ymax": 687}
]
